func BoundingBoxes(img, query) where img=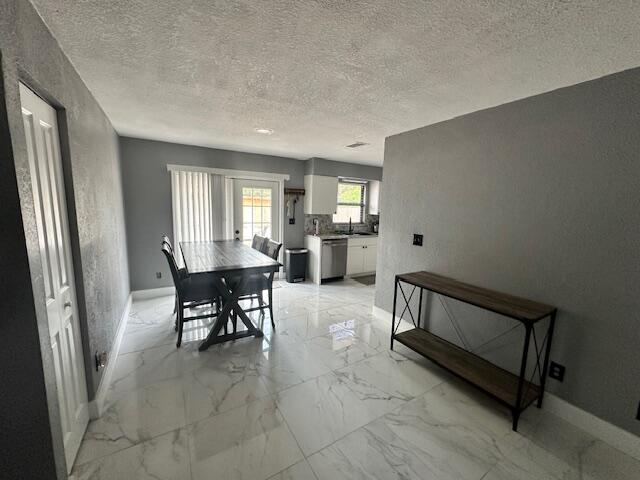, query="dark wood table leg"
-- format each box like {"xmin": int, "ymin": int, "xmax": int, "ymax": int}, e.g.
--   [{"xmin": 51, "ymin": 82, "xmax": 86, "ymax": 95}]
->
[
  {"xmin": 198, "ymin": 275, "xmax": 263, "ymax": 350},
  {"xmin": 198, "ymin": 276, "xmax": 236, "ymax": 350}
]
